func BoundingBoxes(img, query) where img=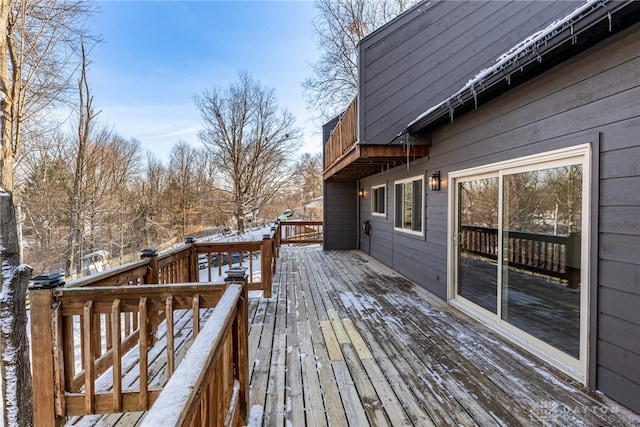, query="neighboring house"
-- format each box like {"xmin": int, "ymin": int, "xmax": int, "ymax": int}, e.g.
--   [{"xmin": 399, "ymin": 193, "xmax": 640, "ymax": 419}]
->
[{"xmin": 323, "ymin": 0, "xmax": 640, "ymax": 414}]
